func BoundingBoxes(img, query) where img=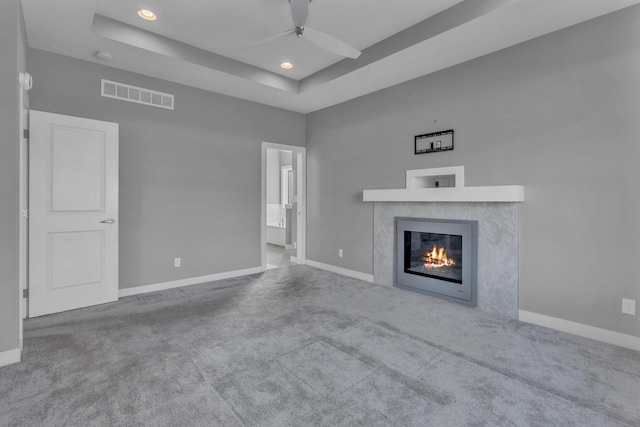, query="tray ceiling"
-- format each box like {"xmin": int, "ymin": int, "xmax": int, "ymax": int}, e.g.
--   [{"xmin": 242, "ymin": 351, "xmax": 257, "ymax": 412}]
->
[{"xmin": 21, "ymin": 0, "xmax": 640, "ymax": 113}]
